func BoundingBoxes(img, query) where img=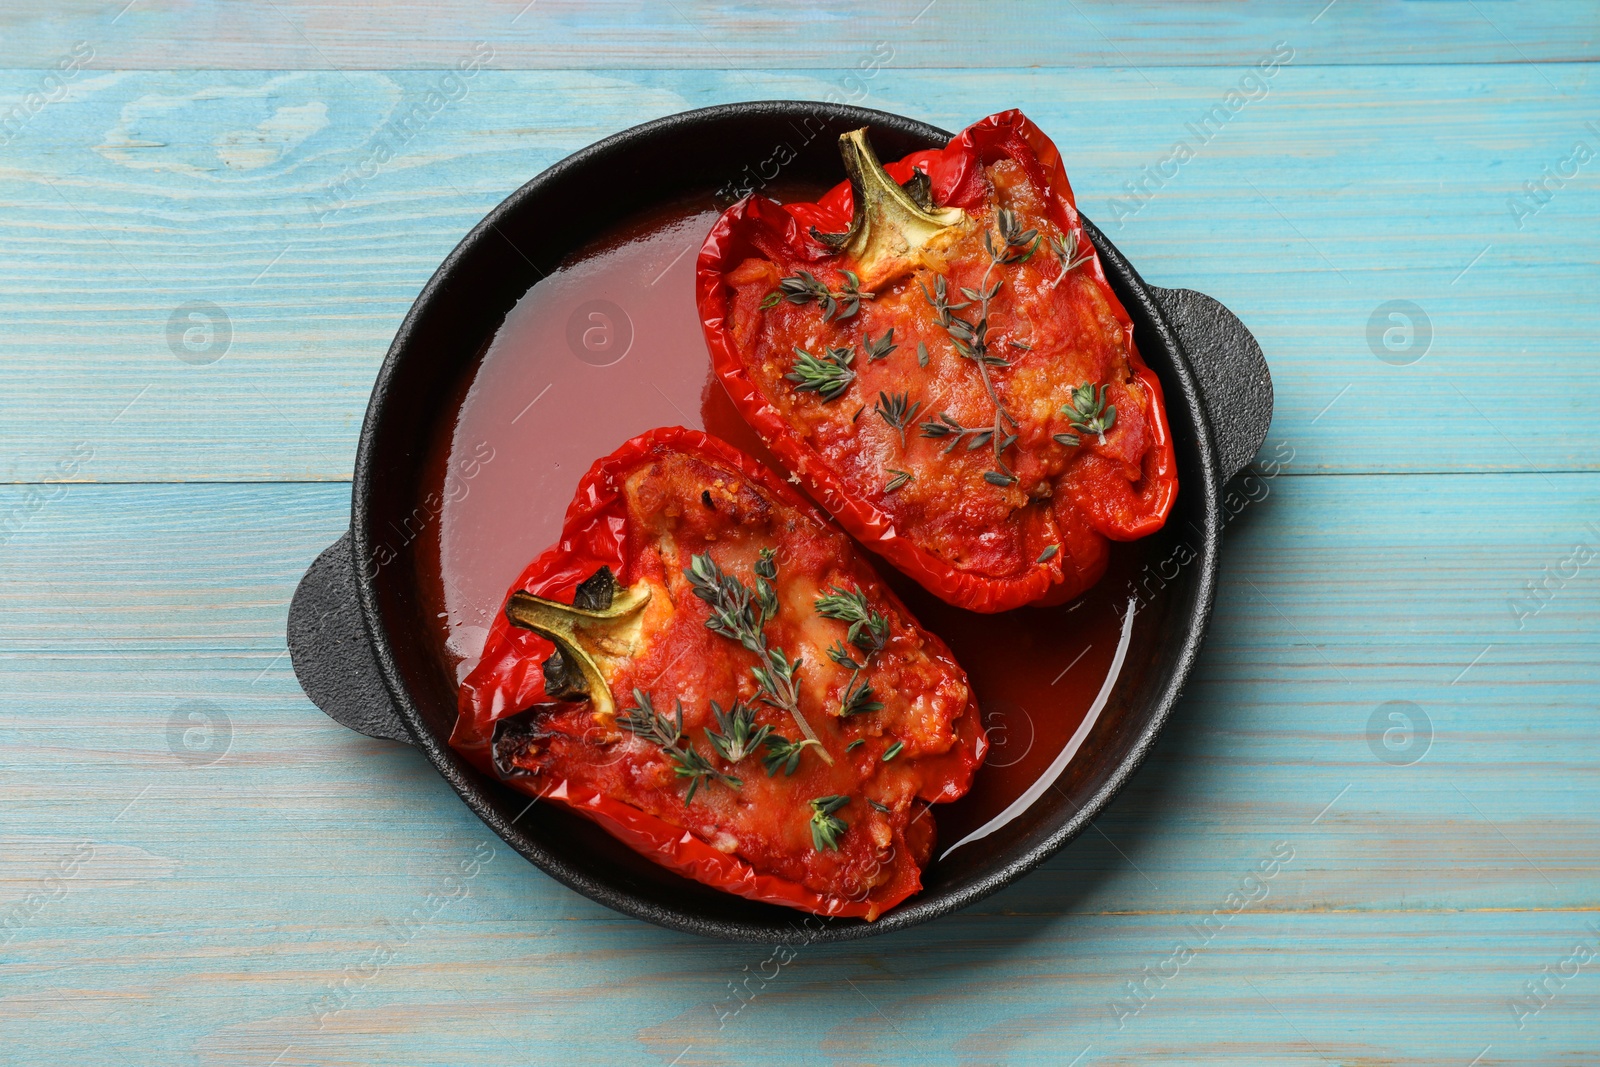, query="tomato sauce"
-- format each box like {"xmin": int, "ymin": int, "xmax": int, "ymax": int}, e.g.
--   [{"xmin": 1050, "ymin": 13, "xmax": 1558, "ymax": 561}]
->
[{"xmin": 418, "ymin": 191, "xmax": 1159, "ymax": 865}]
